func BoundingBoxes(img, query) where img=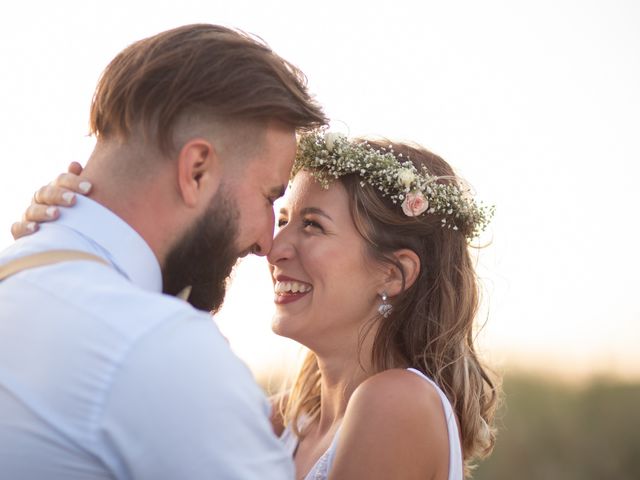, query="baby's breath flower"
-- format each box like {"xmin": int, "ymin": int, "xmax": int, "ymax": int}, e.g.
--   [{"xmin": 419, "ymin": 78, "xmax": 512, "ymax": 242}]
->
[
  {"xmin": 397, "ymin": 168, "xmax": 415, "ymax": 189},
  {"xmin": 323, "ymin": 132, "xmax": 346, "ymax": 152}
]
